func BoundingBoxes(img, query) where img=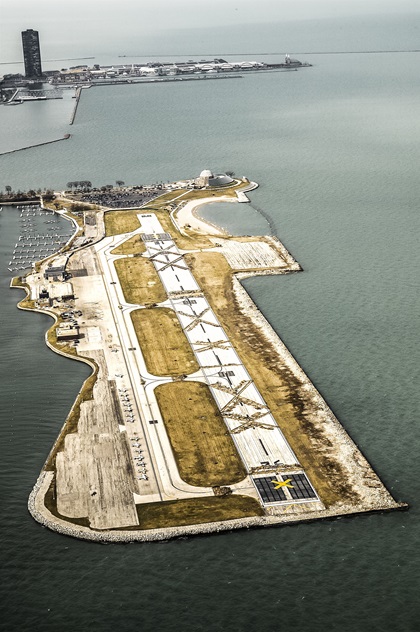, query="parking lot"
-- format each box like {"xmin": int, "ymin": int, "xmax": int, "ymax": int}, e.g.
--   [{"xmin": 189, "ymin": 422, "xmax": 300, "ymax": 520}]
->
[{"xmin": 73, "ymin": 187, "xmax": 163, "ymax": 209}]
